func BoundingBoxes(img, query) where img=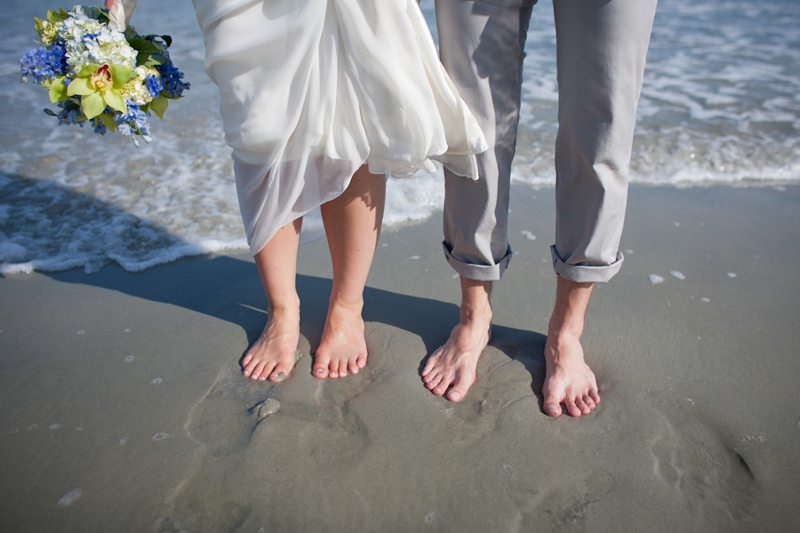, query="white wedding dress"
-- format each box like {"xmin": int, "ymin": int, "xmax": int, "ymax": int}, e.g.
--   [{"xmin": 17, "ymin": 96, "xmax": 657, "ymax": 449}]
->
[{"xmin": 192, "ymin": 0, "xmax": 488, "ymax": 254}]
